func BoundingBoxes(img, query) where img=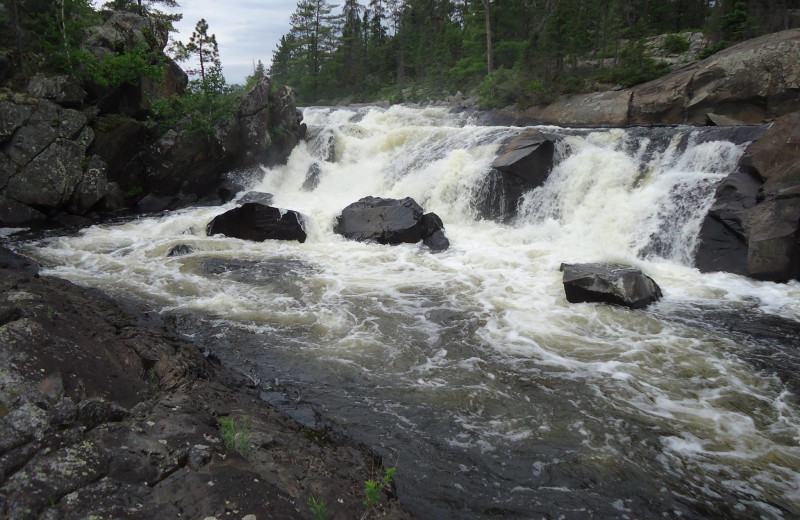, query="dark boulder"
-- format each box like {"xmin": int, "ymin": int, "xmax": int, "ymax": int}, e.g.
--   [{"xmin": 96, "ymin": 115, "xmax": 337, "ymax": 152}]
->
[
  {"xmin": 137, "ymin": 193, "xmax": 178, "ymax": 213},
  {"xmin": 696, "ymin": 111, "xmax": 800, "ymax": 281},
  {"xmin": 334, "ymin": 197, "xmax": 449, "ymax": 251},
  {"xmin": 696, "ymin": 170, "xmax": 761, "ymax": 275},
  {"xmin": 491, "ymin": 130, "xmax": 557, "ymax": 187},
  {"xmin": 561, "ymin": 263, "xmax": 663, "ymax": 309},
  {"xmin": 207, "ymin": 203, "xmax": 307, "ymax": 243},
  {"xmin": 303, "ymin": 162, "xmax": 322, "ymax": 191},
  {"xmin": 420, "ymin": 213, "xmax": 449, "ymax": 252},
  {"xmin": 479, "ymin": 130, "xmax": 558, "ymax": 221},
  {"xmin": 741, "ymin": 111, "xmax": 800, "ymax": 199},
  {"xmin": 743, "ymin": 198, "xmax": 800, "ymax": 282},
  {"xmin": 335, "ymin": 196, "xmax": 425, "ymax": 244},
  {"xmin": 423, "ymin": 230, "xmax": 450, "ymax": 253}
]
